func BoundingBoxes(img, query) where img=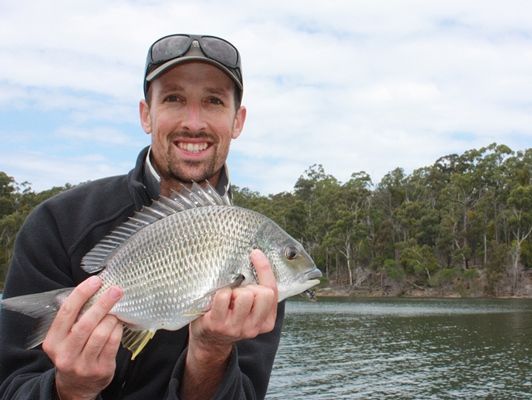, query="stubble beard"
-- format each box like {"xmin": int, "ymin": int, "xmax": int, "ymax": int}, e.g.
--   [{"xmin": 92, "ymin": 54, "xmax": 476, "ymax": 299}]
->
[
  {"xmin": 162, "ymin": 131, "xmax": 217, "ymax": 184},
  {"xmin": 166, "ymin": 156, "xmax": 218, "ymax": 184}
]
